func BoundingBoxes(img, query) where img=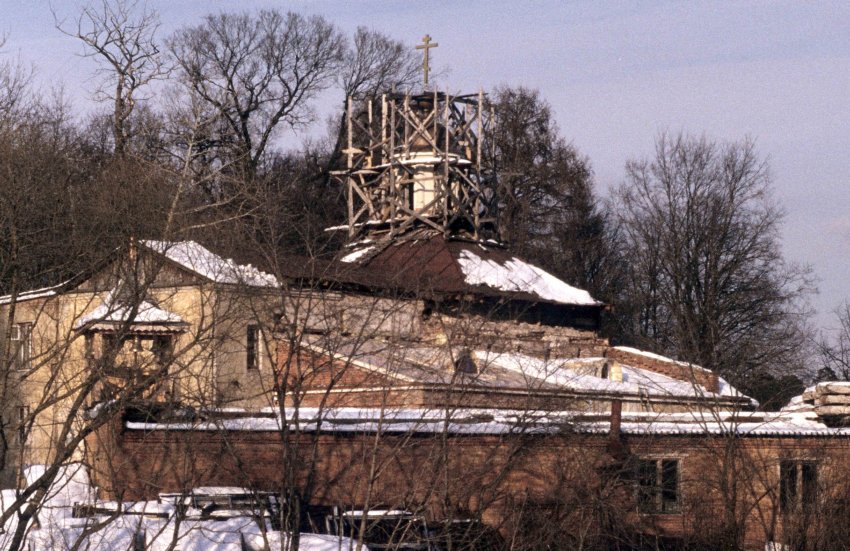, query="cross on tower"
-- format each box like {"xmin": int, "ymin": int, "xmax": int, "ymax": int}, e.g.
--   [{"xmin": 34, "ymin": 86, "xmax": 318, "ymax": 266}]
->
[{"xmin": 415, "ymin": 34, "xmax": 438, "ymax": 87}]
